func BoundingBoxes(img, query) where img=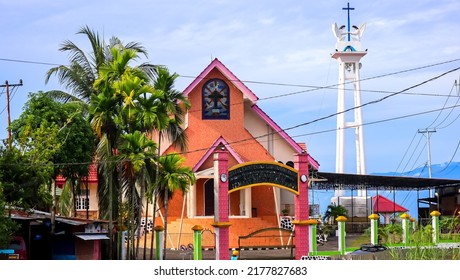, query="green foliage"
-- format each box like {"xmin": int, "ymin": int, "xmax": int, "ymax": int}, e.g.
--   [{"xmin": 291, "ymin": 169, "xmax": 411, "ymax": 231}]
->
[
  {"xmin": 379, "ymin": 223, "xmax": 403, "ymax": 244},
  {"xmin": 0, "ymin": 144, "xmax": 51, "ymax": 210},
  {"xmin": 117, "ymin": 201, "xmax": 130, "ymax": 231},
  {"xmin": 385, "ymin": 223, "xmax": 403, "ymax": 234},
  {"xmin": 323, "ymin": 203, "xmax": 348, "ymax": 224},
  {"xmin": 8, "ymin": 92, "xmax": 95, "ymax": 218},
  {"xmin": 11, "ymin": 92, "xmax": 96, "ymax": 180},
  {"xmin": 0, "ymin": 184, "xmax": 19, "ymax": 248},
  {"xmin": 440, "ymin": 215, "xmax": 460, "ymax": 237},
  {"xmin": 54, "ymin": 103, "xmax": 97, "ymax": 181},
  {"xmin": 47, "ymin": 27, "xmax": 191, "ymax": 259},
  {"xmin": 58, "ymin": 181, "xmax": 73, "ymax": 217},
  {"xmin": 387, "ymin": 224, "xmax": 460, "ymax": 260},
  {"xmin": 157, "ymin": 153, "xmax": 196, "ymax": 259}
]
